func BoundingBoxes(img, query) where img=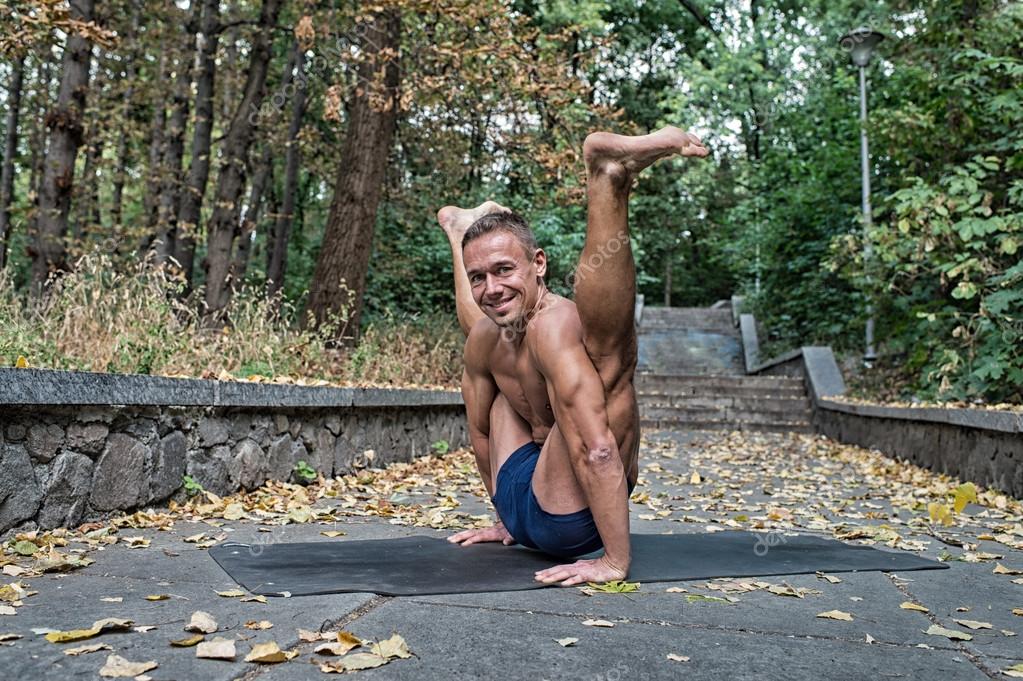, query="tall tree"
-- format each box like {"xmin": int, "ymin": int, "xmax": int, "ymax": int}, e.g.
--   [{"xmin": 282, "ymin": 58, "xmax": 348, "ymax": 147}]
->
[
  {"xmin": 202, "ymin": 0, "xmax": 284, "ymax": 318},
  {"xmin": 0, "ymin": 52, "xmax": 25, "ymax": 269},
  {"xmin": 29, "ymin": 0, "xmax": 97, "ymax": 293},
  {"xmin": 267, "ymin": 41, "xmax": 307, "ymax": 300},
  {"xmin": 306, "ymin": 8, "xmax": 401, "ymax": 339},
  {"xmin": 174, "ymin": 0, "xmax": 220, "ymax": 286}
]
